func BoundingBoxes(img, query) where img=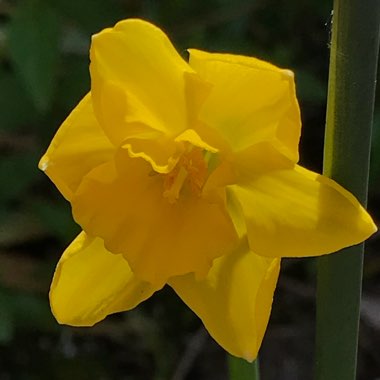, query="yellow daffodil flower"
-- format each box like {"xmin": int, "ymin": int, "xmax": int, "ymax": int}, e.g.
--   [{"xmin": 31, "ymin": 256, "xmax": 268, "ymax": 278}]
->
[{"xmin": 39, "ymin": 19, "xmax": 377, "ymax": 361}]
